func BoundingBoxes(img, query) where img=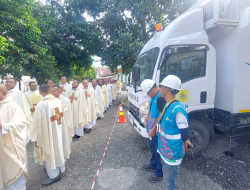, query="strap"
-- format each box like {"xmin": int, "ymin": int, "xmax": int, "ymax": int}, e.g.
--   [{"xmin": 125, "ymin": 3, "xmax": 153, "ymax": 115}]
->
[{"xmin": 158, "ymin": 98, "xmax": 178, "ymax": 125}]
